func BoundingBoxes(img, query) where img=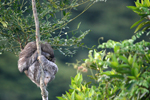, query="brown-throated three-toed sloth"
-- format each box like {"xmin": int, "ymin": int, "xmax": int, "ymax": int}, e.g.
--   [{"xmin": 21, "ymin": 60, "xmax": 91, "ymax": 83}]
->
[{"xmin": 18, "ymin": 41, "xmax": 58, "ymax": 87}]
